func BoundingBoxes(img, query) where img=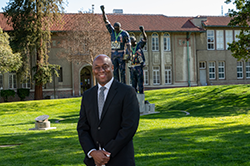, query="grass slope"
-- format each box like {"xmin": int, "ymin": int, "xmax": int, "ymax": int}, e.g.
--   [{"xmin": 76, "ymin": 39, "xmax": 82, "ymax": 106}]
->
[{"xmin": 0, "ymin": 84, "xmax": 250, "ymax": 166}]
